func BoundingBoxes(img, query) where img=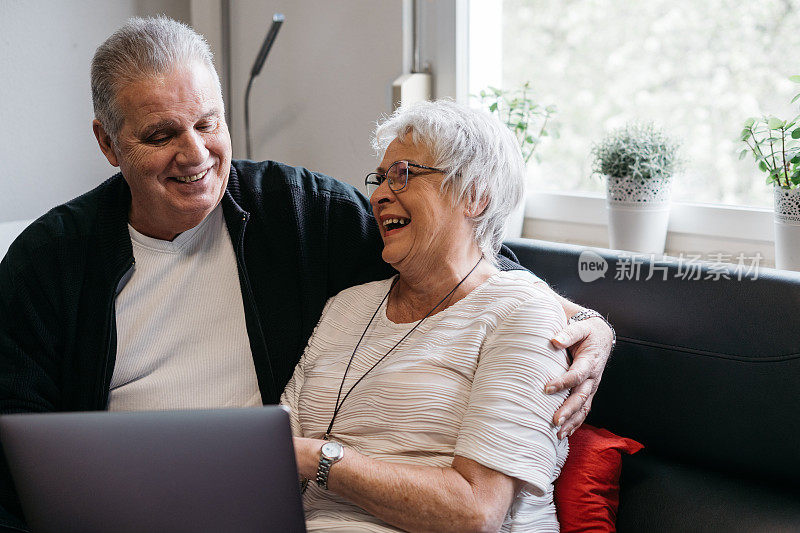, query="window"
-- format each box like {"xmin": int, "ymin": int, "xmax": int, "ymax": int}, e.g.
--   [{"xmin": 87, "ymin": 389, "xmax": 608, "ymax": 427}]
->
[{"xmin": 468, "ymin": 0, "xmax": 800, "ymax": 208}]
